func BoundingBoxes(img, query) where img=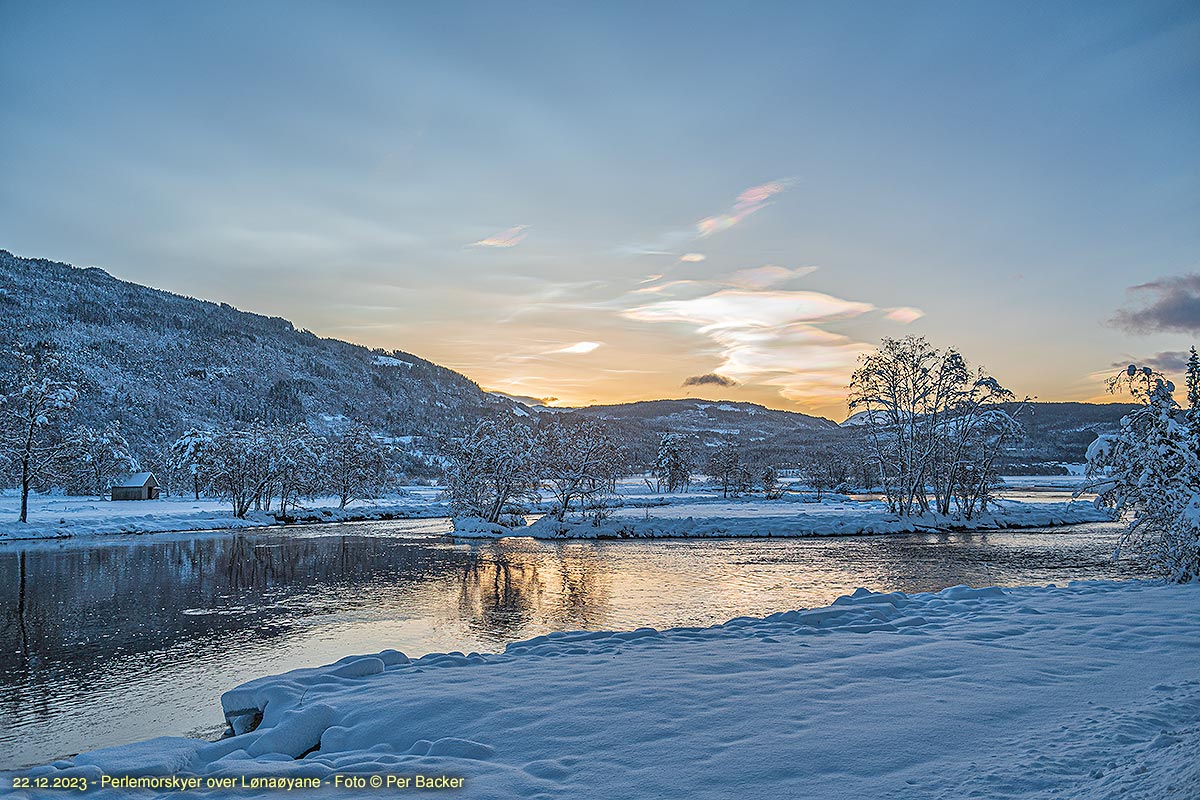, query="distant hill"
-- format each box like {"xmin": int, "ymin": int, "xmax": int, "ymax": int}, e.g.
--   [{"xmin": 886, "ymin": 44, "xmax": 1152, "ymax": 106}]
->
[
  {"xmin": 0, "ymin": 250, "xmax": 521, "ymax": 462},
  {"xmin": 837, "ymin": 401, "xmax": 1136, "ymax": 472},
  {"xmin": 546, "ymin": 398, "xmax": 837, "ymax": 466},
  {"xmin": 999, "ymin": 401, "xmax": 1138, "ymax": 470}
]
